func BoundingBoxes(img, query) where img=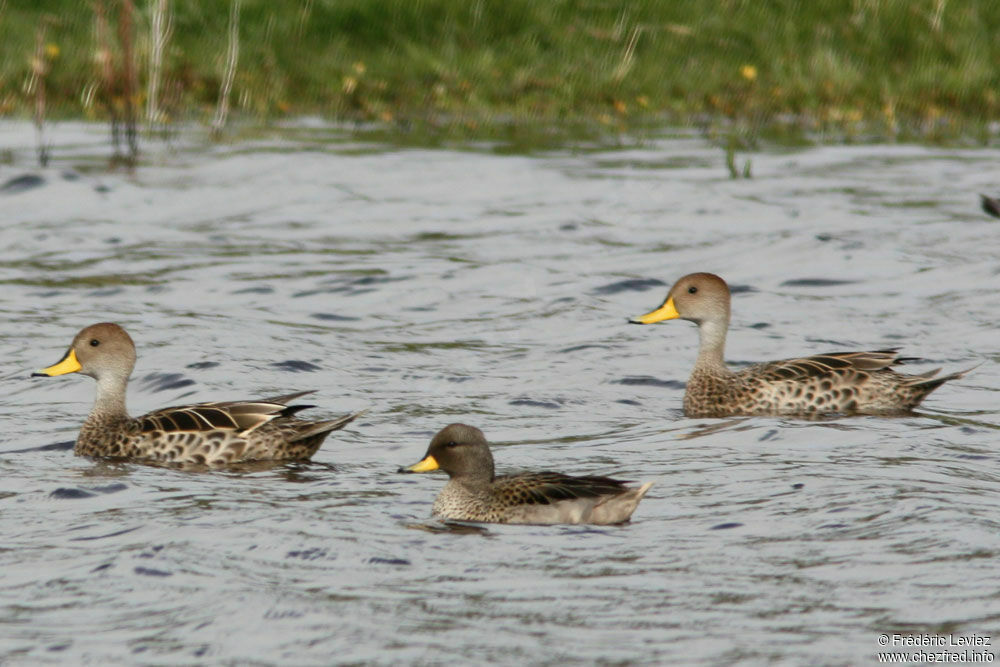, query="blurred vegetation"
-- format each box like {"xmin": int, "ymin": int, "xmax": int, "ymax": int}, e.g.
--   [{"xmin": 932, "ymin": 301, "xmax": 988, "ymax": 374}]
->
[{"xmin": 1, "ymin": 0, "xmax": 999, "ymax": 143}]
